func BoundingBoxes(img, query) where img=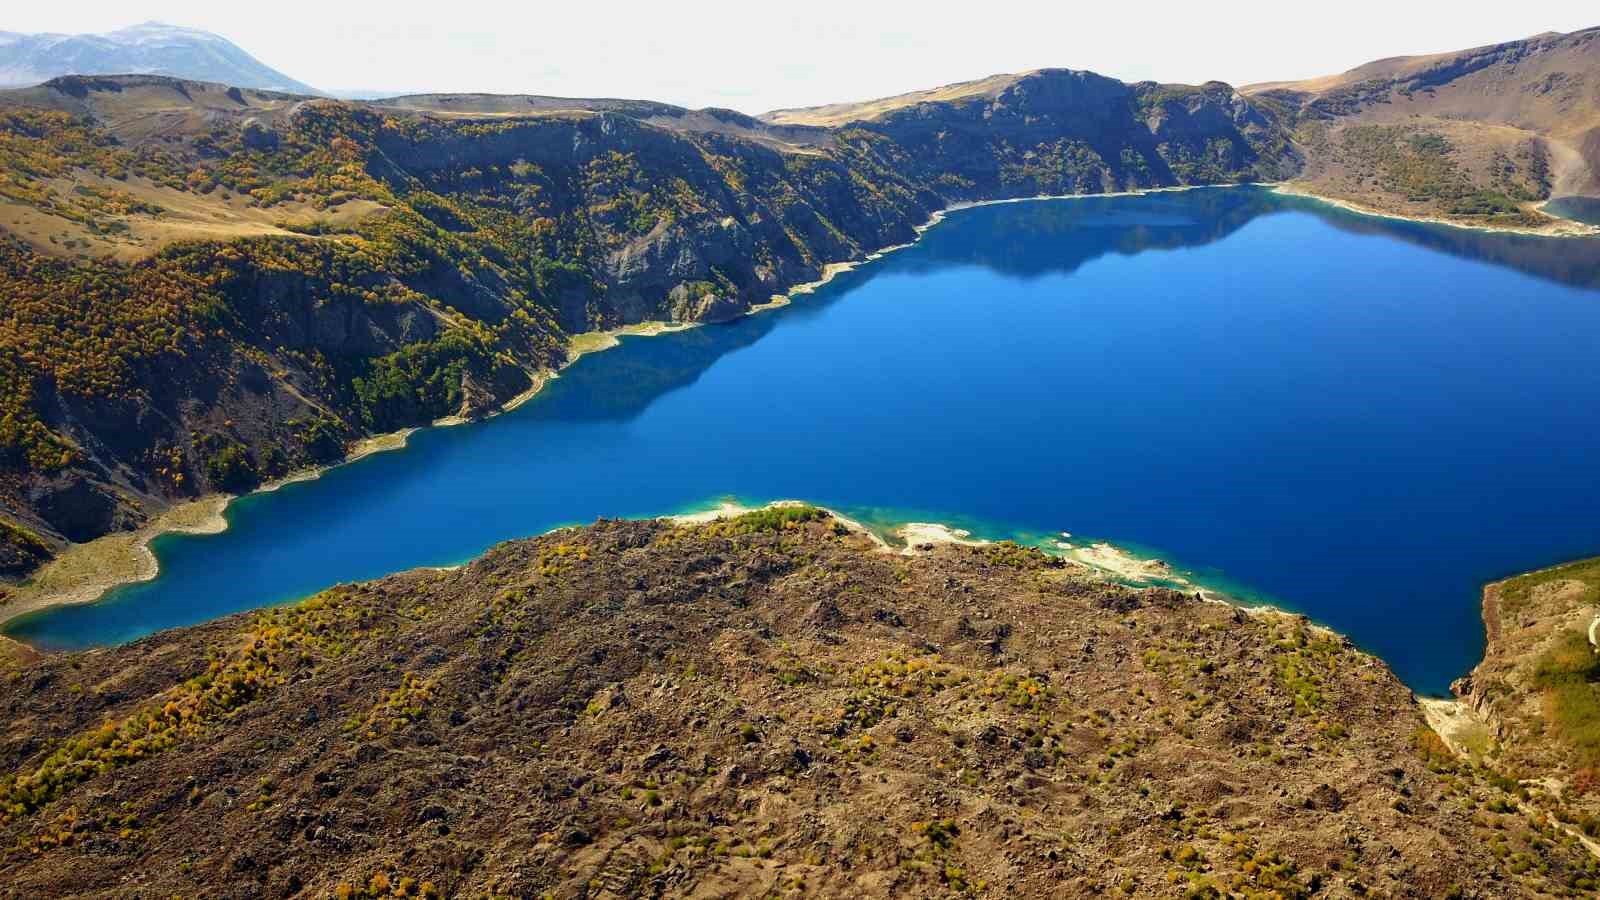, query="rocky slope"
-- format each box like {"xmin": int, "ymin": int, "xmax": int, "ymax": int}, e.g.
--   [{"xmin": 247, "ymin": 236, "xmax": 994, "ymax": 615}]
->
[
  {"xmin": 1439, "ymin": 557, "xmax": 1600, "ymax": 847},
  {"xmin": 1248, "ymin": 27, "xmax": 1600, "ymax": 227},
  {"xmin": 767, "ymin": 70, "xmax": 1297, "ymax": 195},
  {"xmin": 1, "ymin": 508, "xmax": 1596, "ymax": 897},
  {"xmin": 0, "ymin": 70, "xmax": 1294, "ymax": 573},
  {"xmin": 0, "ymin": 22, "xmax": 317, "ymax": 94}
]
